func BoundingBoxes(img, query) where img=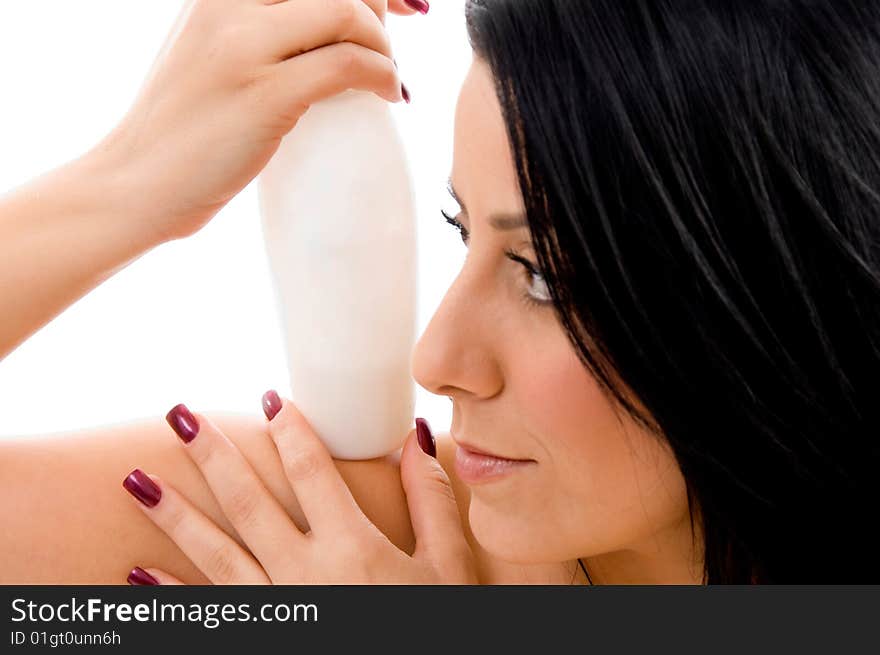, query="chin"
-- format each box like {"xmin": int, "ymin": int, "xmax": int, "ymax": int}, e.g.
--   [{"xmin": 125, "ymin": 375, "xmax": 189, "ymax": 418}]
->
[{"xmin": 467, "ymin": 496, "xmax": 569, "ymax": 564}]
